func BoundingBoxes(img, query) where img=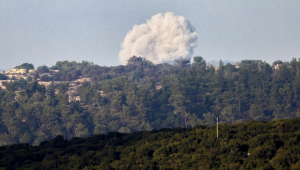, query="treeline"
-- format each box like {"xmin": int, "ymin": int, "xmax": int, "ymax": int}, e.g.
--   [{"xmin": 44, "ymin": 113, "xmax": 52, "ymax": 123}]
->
[
  {"xmin": 1, "ymin": 57, "xmax": 300, "ymax": 146},
  {"xmin": 13, "ymin": 63, "xmax": 34, "ymax": 70},
  {"xmin": 1, "ymin": 118, "xmax": 300, "ymax": 169},
  {"xmin": 38, "ymin": 57, "xmax": 156, "ymax": 82}
]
